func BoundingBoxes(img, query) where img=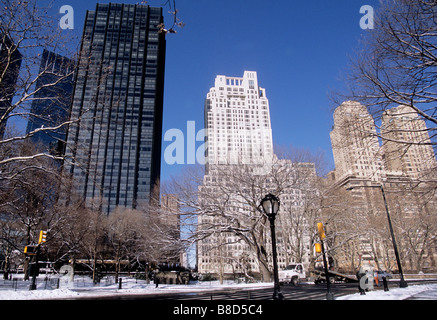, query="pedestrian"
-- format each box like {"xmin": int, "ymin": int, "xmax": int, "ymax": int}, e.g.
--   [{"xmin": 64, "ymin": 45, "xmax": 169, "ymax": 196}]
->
[
  {"xmin": 356, "ymin": 267, "xmax": 366, "ymax": 295},
  {"xmin": 382, "ymin": 276, "xmax": 389, "ymax": 292},
  {"xmin": 154, "ymin": 272, "xmax": 160, "ymax": 288}
]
